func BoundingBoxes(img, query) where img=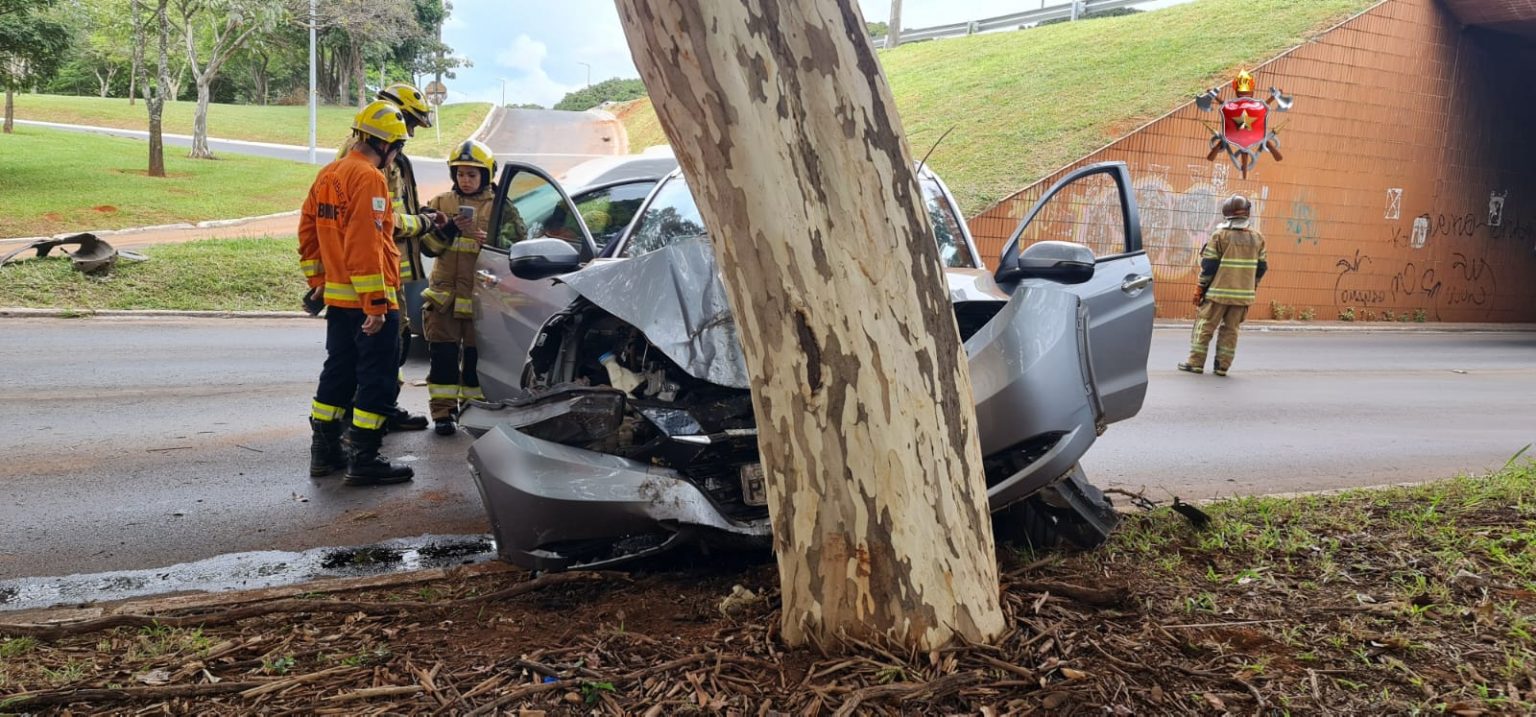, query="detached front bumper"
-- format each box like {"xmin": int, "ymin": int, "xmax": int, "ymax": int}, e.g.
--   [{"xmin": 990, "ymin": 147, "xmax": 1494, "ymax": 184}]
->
[{"xmin": 467, "ymin": 424, "xmax": 771, "ymax": 571}]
